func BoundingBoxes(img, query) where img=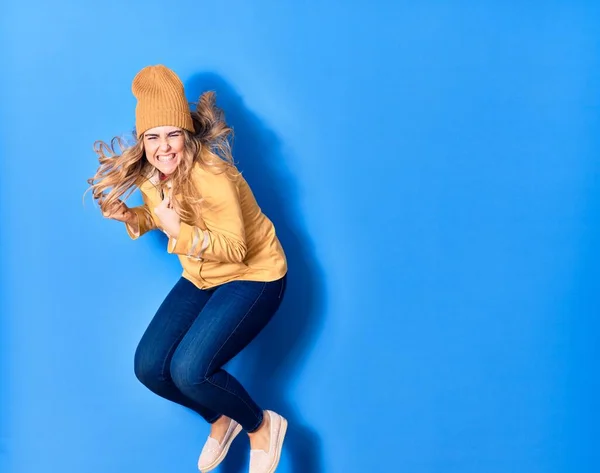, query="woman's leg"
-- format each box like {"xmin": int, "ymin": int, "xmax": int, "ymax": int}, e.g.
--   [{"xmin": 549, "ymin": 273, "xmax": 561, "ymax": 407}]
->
[
  {"xmin": 133, "ymin": 277, "xmax": 221, "ymax": 423},
  {"xmin": 169, "ymin": 276, "xmax": 287, "ymax": 432}
]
